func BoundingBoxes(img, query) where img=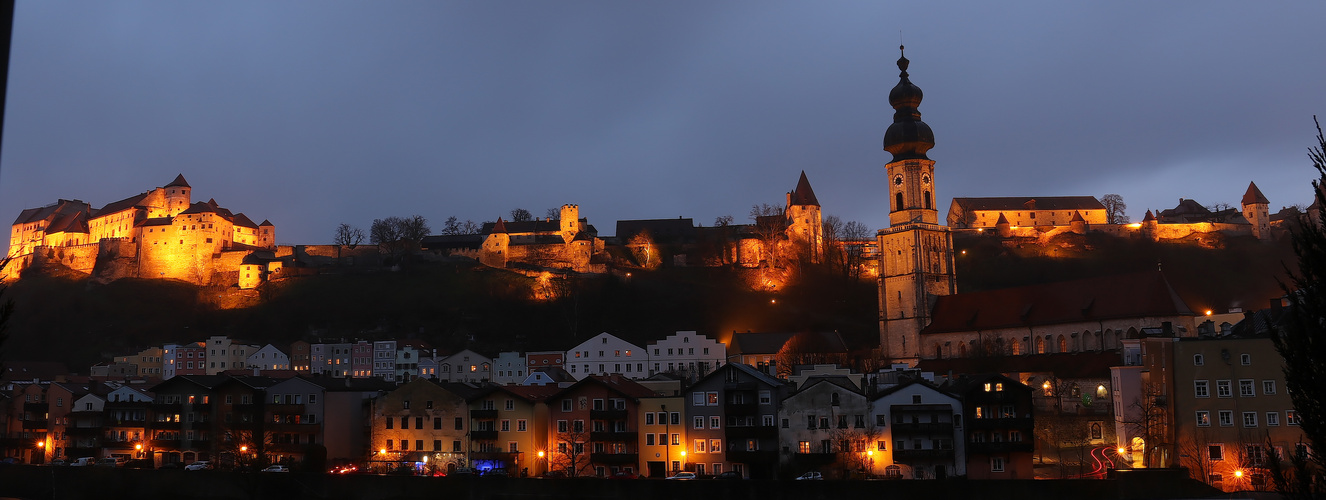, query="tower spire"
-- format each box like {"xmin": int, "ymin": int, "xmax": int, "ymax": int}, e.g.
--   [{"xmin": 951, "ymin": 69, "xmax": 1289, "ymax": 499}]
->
[{"xmin": 883, "ymin": 45, "xmax": 933, "ymax": 162}]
